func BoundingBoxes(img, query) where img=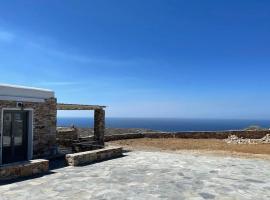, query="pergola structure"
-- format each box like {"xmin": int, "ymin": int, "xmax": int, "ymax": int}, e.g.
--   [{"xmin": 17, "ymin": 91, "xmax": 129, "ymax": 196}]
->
[{"xmin": 57, "ymin": 103, "xmax": 106, "ymax": 145}]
